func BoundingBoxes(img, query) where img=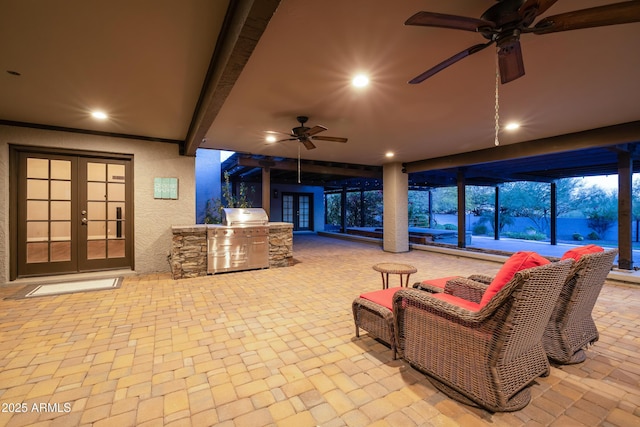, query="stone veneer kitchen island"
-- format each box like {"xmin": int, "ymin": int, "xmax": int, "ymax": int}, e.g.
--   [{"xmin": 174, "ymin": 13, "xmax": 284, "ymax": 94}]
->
[{"xmin": 170, "ymin": 222, "xmax": 293, "ymax": 279}]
